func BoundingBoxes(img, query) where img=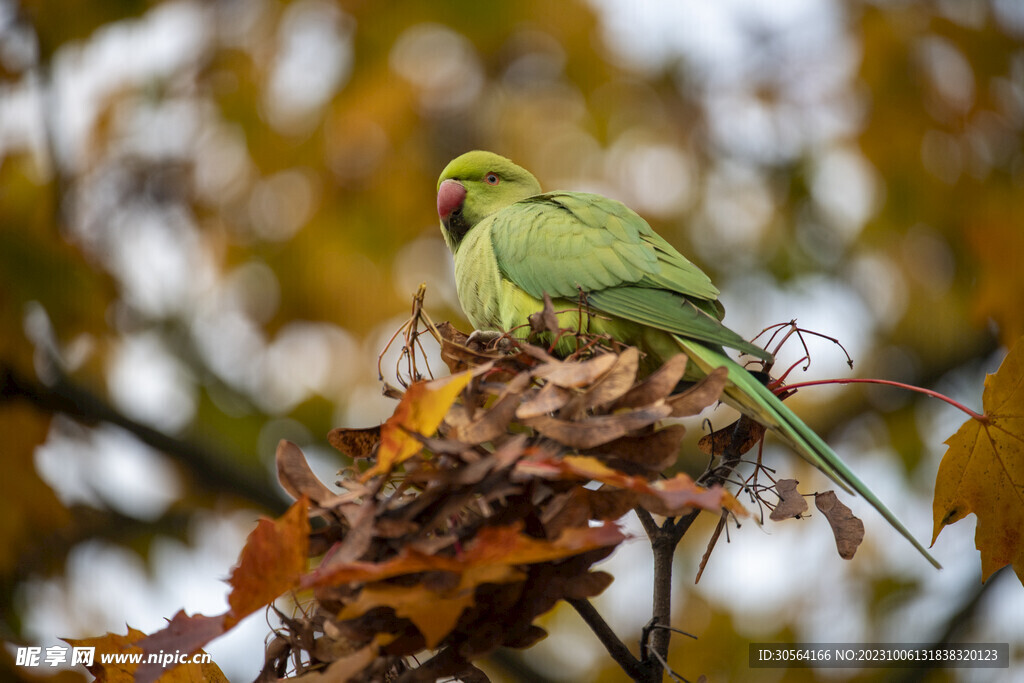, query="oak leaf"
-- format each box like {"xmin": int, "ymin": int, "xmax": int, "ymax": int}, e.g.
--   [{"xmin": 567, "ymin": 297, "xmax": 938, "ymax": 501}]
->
[{"xmin": 933, "ymin": 335, "xmax": 1024, "ymax": 583}]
